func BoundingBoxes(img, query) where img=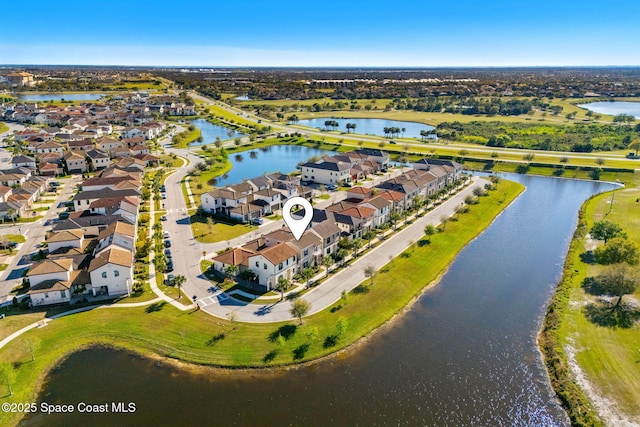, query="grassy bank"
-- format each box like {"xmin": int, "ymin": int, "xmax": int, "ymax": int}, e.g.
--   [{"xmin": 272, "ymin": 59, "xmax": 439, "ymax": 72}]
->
[
  {"xmin": 541, "ymin": 172, "xmax": 640, "ymax": 426},
  {"xmin": 0, "ymin": 181, "xmax": 523, "ymax": 426}
]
